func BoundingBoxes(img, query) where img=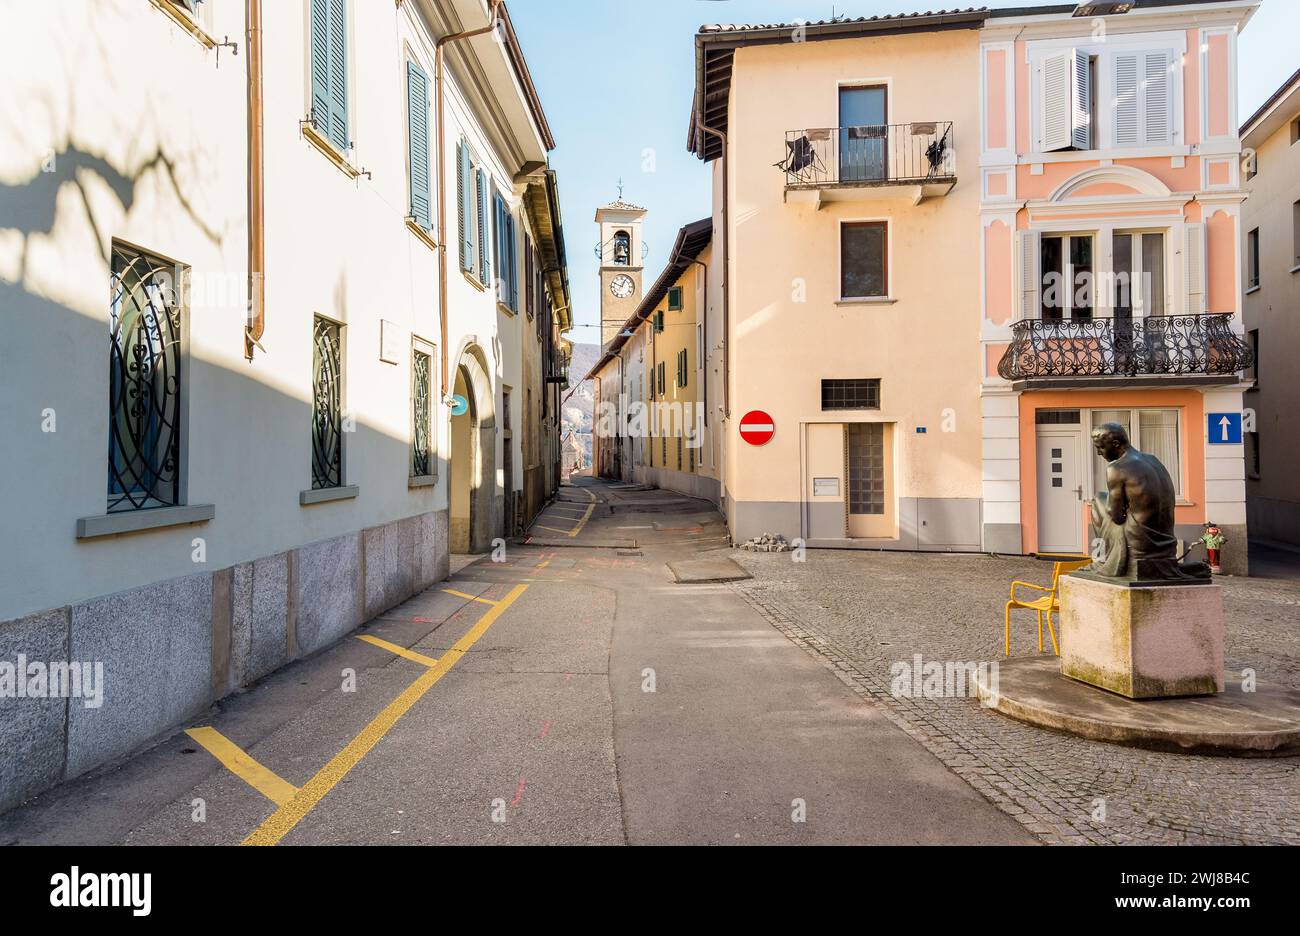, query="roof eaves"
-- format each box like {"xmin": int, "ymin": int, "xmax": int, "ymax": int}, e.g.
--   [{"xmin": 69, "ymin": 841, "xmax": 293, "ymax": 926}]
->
[
  {"xmin": 688, "ymin": 7, "xmax": 990, "ymax": 160},
  {"xmin": 498, "ymin": 2, "xmax": 556, "ymax": 152},
  {"xmin": 1241, "ymin": 66, "xmax": 1300, "ymax": 141}
]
